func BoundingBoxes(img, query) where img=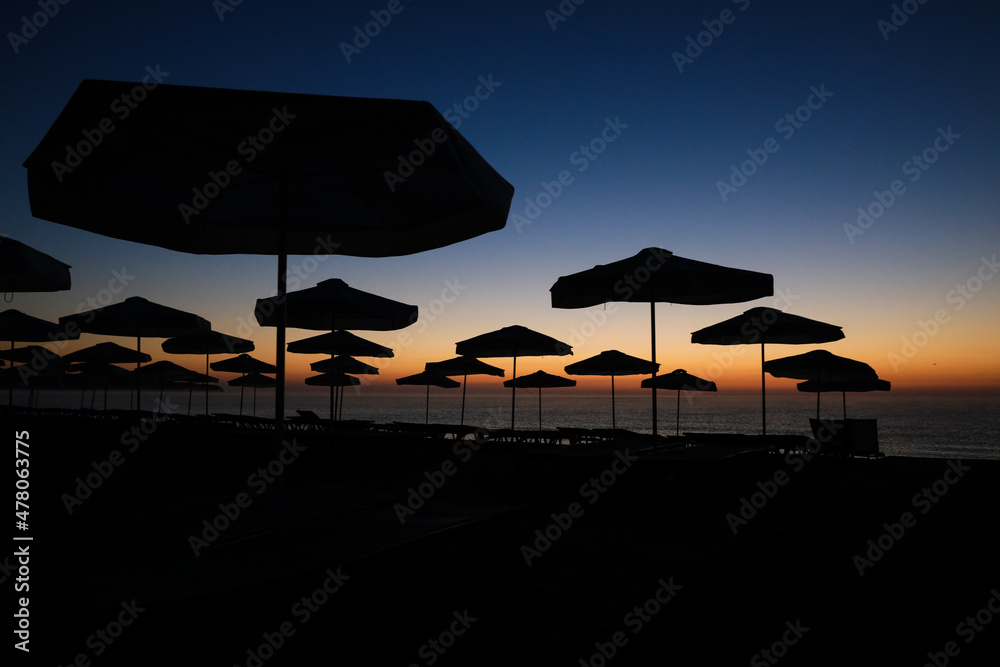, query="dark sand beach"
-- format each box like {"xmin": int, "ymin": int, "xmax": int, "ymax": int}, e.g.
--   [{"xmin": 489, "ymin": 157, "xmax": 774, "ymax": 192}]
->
[{"xmin": 21, "ymin": 412, "xmax": 1000, "ymax": 665}]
